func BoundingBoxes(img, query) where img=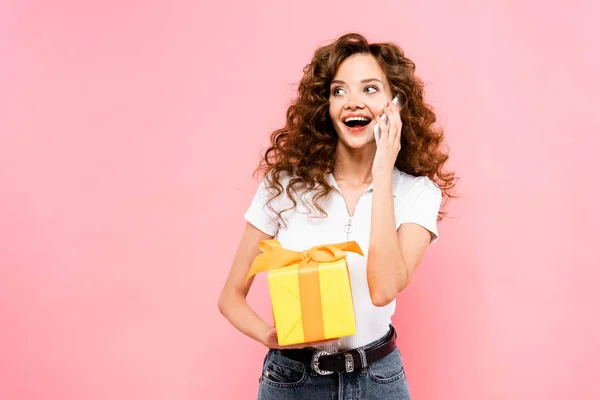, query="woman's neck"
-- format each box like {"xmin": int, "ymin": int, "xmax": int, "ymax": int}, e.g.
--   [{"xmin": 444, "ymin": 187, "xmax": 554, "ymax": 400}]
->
[{"xmin": 332, "ymin": 143, "xmax": 376, "ymax": 187}]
